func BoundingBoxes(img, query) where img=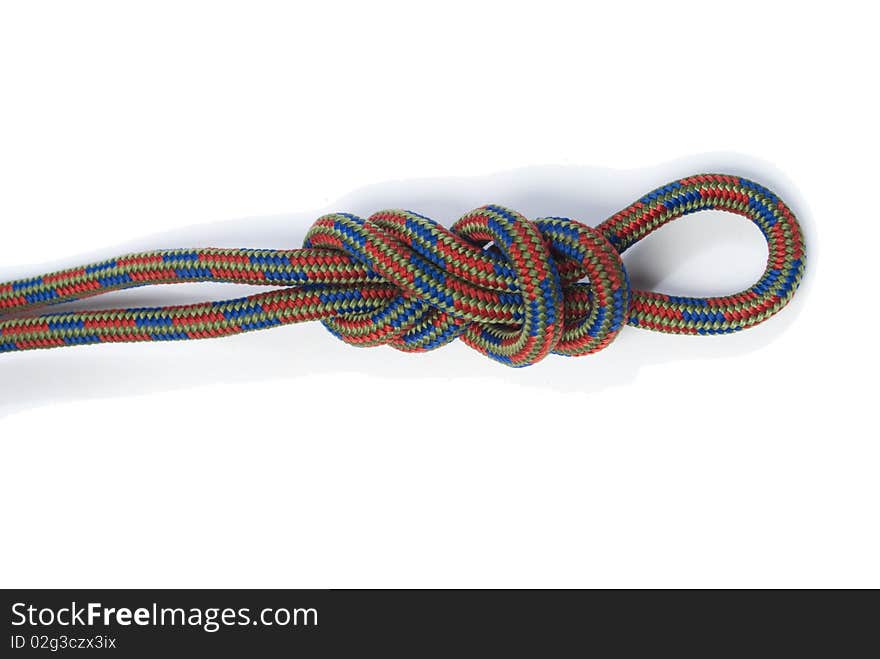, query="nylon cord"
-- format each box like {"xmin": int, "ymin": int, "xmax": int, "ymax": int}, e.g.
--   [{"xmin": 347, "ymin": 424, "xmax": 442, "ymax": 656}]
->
[{"xmin": 0, "ymin": 174, "xmax": 805, "ymax": 367}]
